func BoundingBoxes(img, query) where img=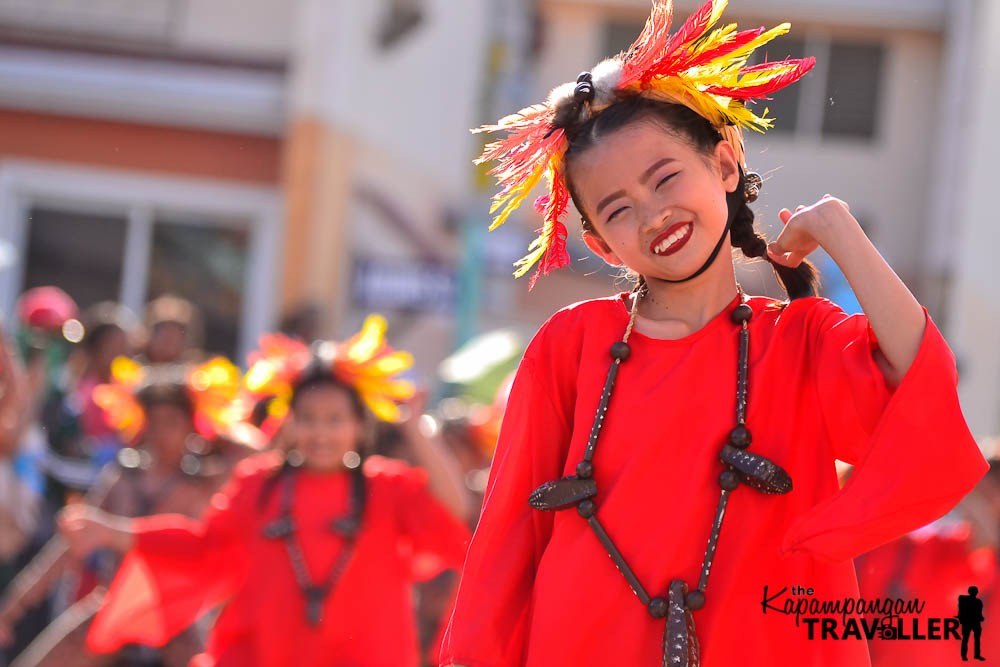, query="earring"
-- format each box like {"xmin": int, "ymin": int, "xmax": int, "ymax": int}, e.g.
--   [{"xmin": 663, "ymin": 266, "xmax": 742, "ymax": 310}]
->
[
  {"xmin": 286, "ymin": 449, "xmax": 305, "ymax": 467},
  {"xmin": 744, "ymin": 171, "xmax": 763, "ymax": 203}
]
